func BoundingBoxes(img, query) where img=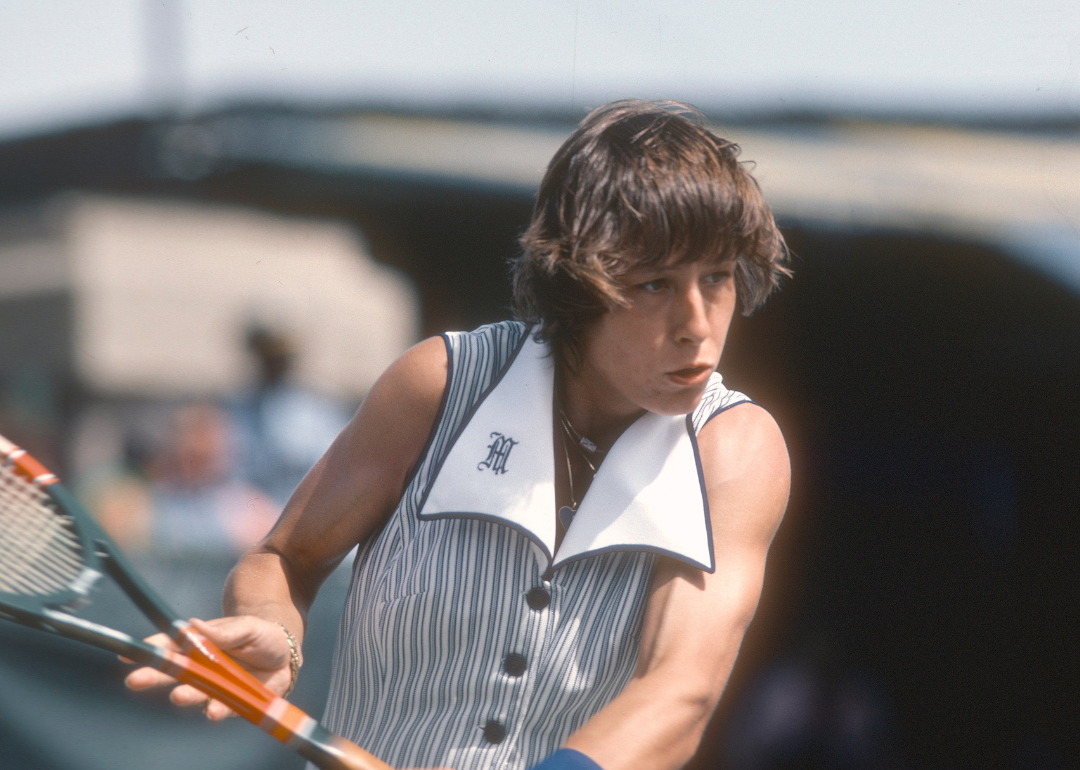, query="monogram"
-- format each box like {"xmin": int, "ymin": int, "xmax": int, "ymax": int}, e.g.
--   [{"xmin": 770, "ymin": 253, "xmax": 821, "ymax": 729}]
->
[{"xmin": 477, "ymin": 432, "xmax": 518, "ymax": 475}]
